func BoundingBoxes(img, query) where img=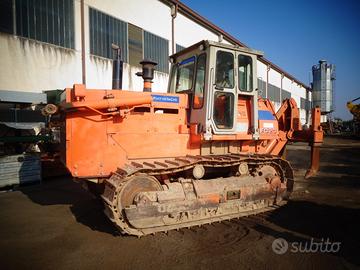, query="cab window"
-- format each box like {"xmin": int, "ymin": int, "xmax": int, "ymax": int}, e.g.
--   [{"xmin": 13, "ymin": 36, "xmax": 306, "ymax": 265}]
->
[
  {"xmin": 193, "ymin": 54, "xmax": 206, "ymax": 109},
  {"xmin": 213, "ymin": 92, "xmax": 234, "ymax": 129},
  {"xmin": 238, "ymin": 55, "xmax": 253, "ymax": 92},
  {"xmin": 170, "ymin": 56, "xmax": 195, "ymax": 93},
  {"xmin": 215, "ymin": 51, "xmax": 234, "ymax": 88}
]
